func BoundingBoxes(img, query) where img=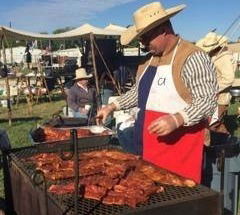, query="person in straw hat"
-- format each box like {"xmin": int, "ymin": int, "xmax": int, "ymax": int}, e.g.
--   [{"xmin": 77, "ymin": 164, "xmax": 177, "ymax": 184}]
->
[
  {"xmin": 97, "ymin": 2, "xmax": 218, "ymax": 183},
  {"xmin": 66, "ymin": 68, "xmax": 95, "ymax": 119},
  {"xmin": 196, "ymin": 32, "xmax": 236, "ymax": 134}
]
